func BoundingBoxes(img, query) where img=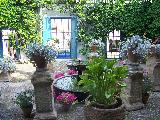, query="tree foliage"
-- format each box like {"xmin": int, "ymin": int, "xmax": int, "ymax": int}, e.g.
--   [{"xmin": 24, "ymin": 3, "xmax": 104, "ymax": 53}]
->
[
  {"xmin": 0, "ymin": 0, "xmax": 54, "ymax": 48},
  {"xmin": 147, "ymin": 0, "xmax": 160, "ymax": 38},
  {"xmin": 58, "ymin": 0, "xmax": 160, "ymax": 40},
  {"xmin": 120, "ymin": 0, "xmax": 152, "ymax": 38},
  {"xmin": 59, "ymin": 0, "xmax": 125, "ymax": 43}
]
